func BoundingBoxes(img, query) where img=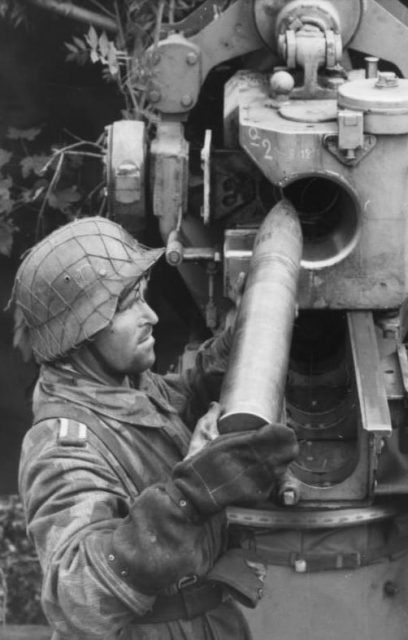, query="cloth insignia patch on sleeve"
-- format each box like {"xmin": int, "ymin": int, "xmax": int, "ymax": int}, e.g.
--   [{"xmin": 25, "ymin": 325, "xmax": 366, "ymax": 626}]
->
[{"xmin": 57, "ymin": 417, "xmax": 88, "ymax": 447}]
